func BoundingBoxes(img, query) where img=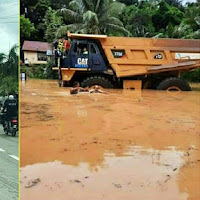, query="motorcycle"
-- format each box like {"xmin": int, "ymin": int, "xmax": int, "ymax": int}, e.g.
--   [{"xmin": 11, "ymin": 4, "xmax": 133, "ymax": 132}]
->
[{"xmin": 4, "ymin": 117, "xmax": 18, "ymax": 137}]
